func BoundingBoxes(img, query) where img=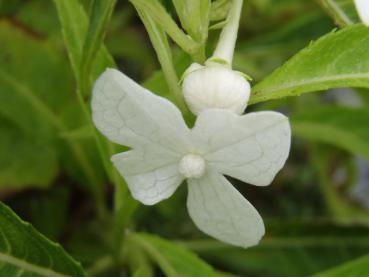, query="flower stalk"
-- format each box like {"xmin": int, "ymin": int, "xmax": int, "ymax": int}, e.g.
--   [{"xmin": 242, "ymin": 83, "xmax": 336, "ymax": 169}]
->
[{"xmin": 208, "ymin": 0, "xmax": 244, "ymax": 66}]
